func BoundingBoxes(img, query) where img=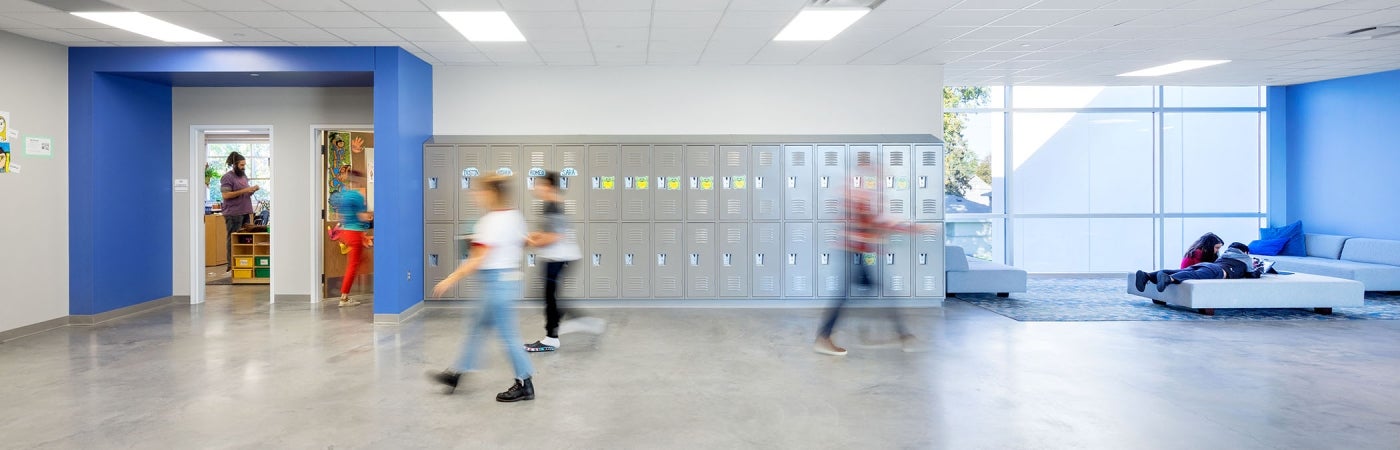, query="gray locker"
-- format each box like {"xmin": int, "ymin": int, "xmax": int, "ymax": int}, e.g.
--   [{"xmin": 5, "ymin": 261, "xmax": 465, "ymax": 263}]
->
[
  {"xmin": 915, "ymin": 144, "xmax": 944, "ymax": 221},
  {"xmin": 455, "ymin": 226, "xmax": 482, "ymax": 300},
  {"xmin": 653, "ymin": 145, "xmax": 686, "ymax": 221},
  {"xmin": 783, "ymin": 145, "xmax": 814, "ymax": 221},
  {"xmin": 588, "ymin": 223, "xmax": 619, "ymax": 298},
  {"xmin": 424, "ymin": 223, "xmax": 454, "ymax": 300},
  {"xmin": 685, "ymin": 222, "xmax": 717, "ymax": 298},
  {"xmin": 559, "ymin": 225, "xmax": 588, "ymax": 299},
  {"xmin": 851, "ymin": 144, "xmax": 879, "ymax": 211},
  {"xmin": 458, "ymin": 145, "xmax": 487, "ymax": 222},
  {"xmin": 882, "ymin": 145, "xmax": 913, "ymax": 221},
  {"xmin": 751, "ymin": 145, "xmax": 782, "ymax": 221},
  {"xmin": 751, "ymin": 222, "xmax": 782, "ymax": 297},
  {"xmin": 686, "ymin": 145, "xmax": 717, "ymax": 222},
  {"xmin": 783, "ymin": 222, "xmax": 815, "ymax": 298},
  {"xmin": 653, "ymin": 223, "xmax": 684, "ymax": 298},
  {"xmin": 718, "ymin": 145, "xmax": 749, "ymax": 221},
  {"xmin": 718, "ymin": 222, "xmax": 748, "ymax": 297},
  {"xmin": 620, "ymin": 223, "xmax": 652, "ymax": 298},
  {"xmin": 850, "ymin": 246, "xmax": 881, "ymax": 298},
  {"xmin": 522, "ymin": 145, "xmax": 551, "ymax": 219},
  {"xmin": 588, "ymin": 145, "xmax": 621, "ymax": 222},
  {"xmin": 881, "ymin": 225, "xmax": 913, "ymax": 297},
  {"xmin": 490, "ymin": 145, "xmax": 521, "ymax": 210},
  {"xmin": 815, "ymin": 222, "xmax": 846, "ymax": 298},
  {"xmin": 424, "ymin": 145, "xmax": 455, "ymax": 223},
  {"xmin": 552, "ymin": 145, "xmax": 588, "ymax": 221},
  {"xmin": 816, "ymin": 145, "xmax": 846, "ymax": 221},
  {"xmin": 914, "ymin": 222, "xmax": 945, "ymax": 298},
  {"xmin": 621, "ymin": 145, "xmax": 653, "ymax": 222}
]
